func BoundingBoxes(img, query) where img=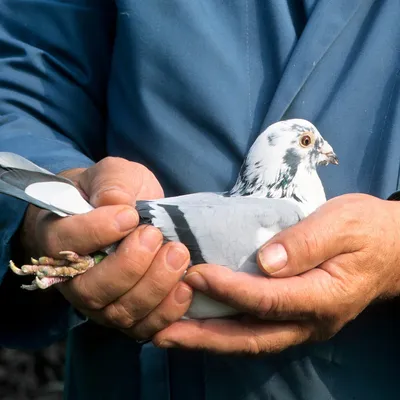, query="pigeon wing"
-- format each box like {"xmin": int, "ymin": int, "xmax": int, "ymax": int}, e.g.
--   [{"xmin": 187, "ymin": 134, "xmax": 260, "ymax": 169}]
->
[
  {"xmin": 138, "ymin": 195, "xmax": 304, "ymax": 319},
  {"xmin": 137, "ymin": 193, "xmax": 223, "ymax": 264},
  {"xmin": 0, "ymin": 152, "xmax": 93, "ymax": 216},
  {"xmin": 137, "ymin": 195, "xmax": 304, "ymax": 272}
]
